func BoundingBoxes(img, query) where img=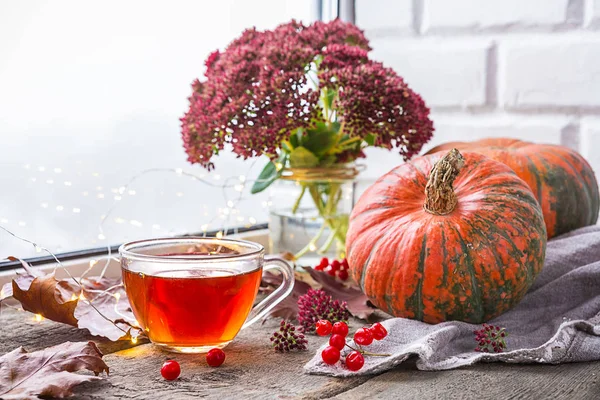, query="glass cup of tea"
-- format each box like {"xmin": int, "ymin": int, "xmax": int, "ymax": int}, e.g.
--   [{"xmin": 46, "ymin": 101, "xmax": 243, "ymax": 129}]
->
[{"xmin": 119, "ymin": 237, "xmax": 294, "ymax": 353}]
